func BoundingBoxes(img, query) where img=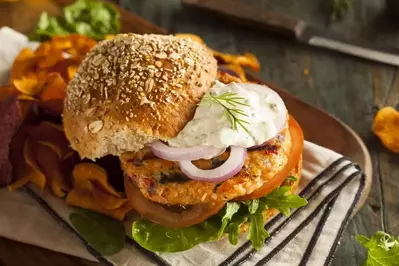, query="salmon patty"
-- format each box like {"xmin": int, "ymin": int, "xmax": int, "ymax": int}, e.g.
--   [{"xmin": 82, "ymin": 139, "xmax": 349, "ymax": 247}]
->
[{"xmin": 120, "ymin": 122, "xmax": 291, "ymax": 206}]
